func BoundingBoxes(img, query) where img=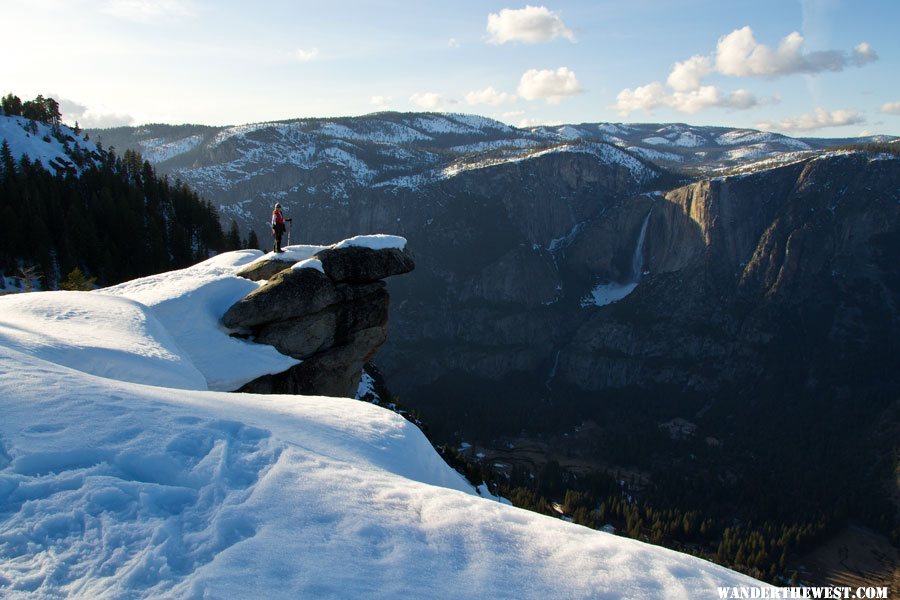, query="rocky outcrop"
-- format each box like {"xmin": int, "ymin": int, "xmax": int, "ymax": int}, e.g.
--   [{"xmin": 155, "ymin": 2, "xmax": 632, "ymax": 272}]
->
[
  {"xmin": 223, "ymin": 242, "xmax": 414, "ymax": 398},
  {"xmin": 316, "ymin": 245, "xmax": 415, "ymax": 283},
  {"xmin": 234, "ymin": 257, "xmax": 296, "ymax": 281}
]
